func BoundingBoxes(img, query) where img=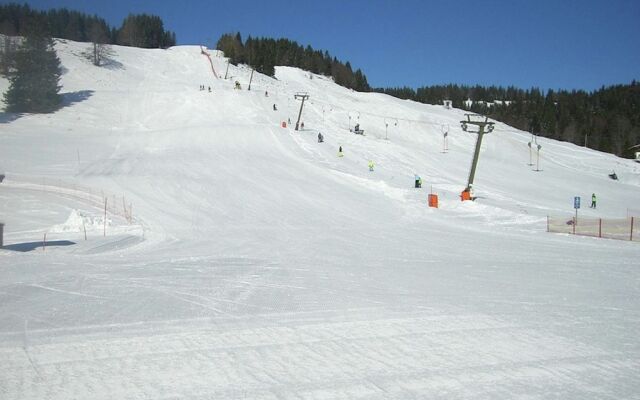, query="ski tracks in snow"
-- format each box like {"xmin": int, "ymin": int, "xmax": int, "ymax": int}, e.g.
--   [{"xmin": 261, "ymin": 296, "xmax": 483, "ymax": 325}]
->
[{"xmin": 1, "ymin": 310, "xmax": 638, "ymax": 399}]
